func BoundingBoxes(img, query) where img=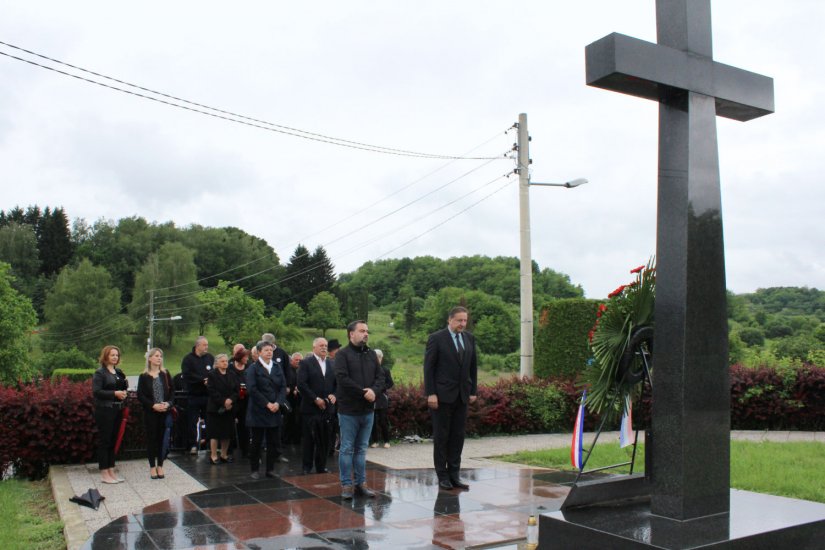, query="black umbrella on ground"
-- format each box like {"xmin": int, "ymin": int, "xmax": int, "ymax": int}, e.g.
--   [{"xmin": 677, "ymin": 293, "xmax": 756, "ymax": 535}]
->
[{"xmin": 70, "ymin": 488, "xmax": 105, "ymax": 510}]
